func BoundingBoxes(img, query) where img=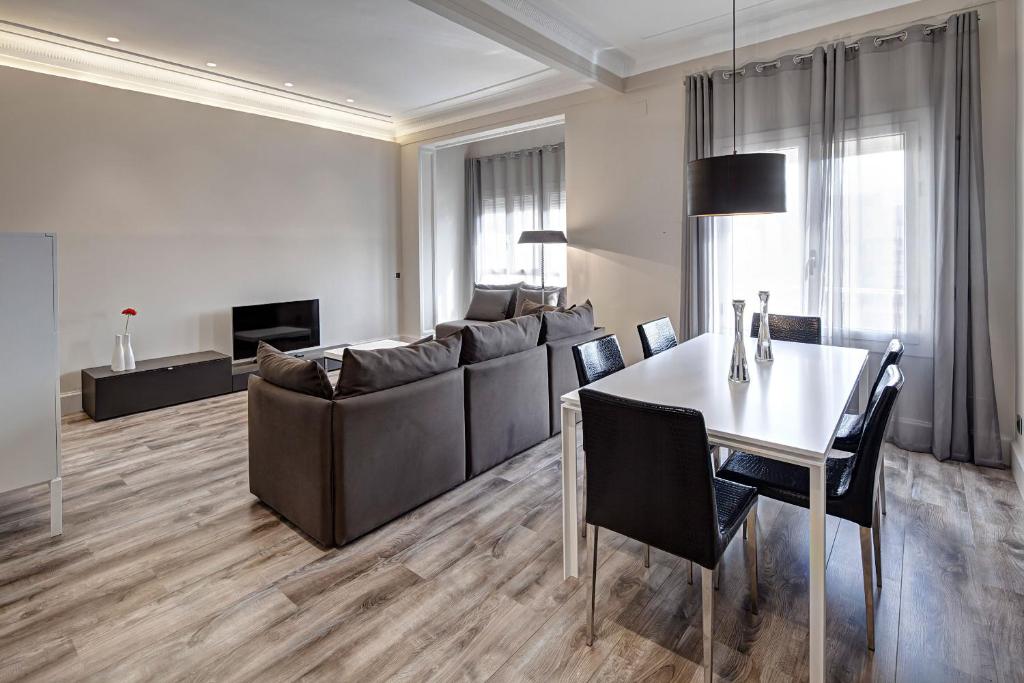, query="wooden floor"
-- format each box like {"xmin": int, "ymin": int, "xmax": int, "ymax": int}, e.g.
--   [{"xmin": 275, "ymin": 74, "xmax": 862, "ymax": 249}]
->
[{"xmin": 1, "ymin": 387, "xmax": 1023, "ymax": 682}]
